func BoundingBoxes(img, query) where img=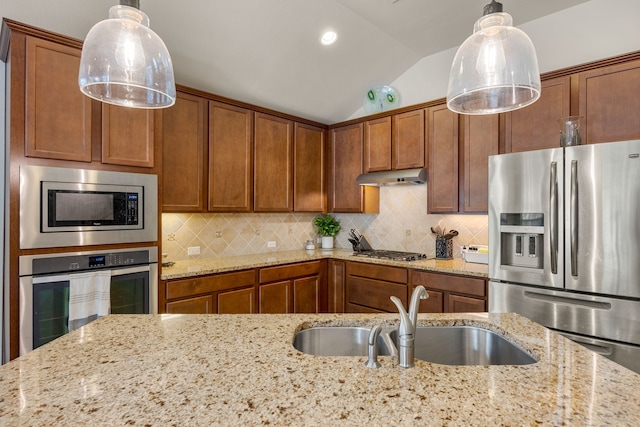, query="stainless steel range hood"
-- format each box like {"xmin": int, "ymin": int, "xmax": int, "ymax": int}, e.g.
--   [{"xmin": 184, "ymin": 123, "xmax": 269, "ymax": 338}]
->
[{"xmin": 355, "ymin": 167, "xmax": 427, "ymax": 186}]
